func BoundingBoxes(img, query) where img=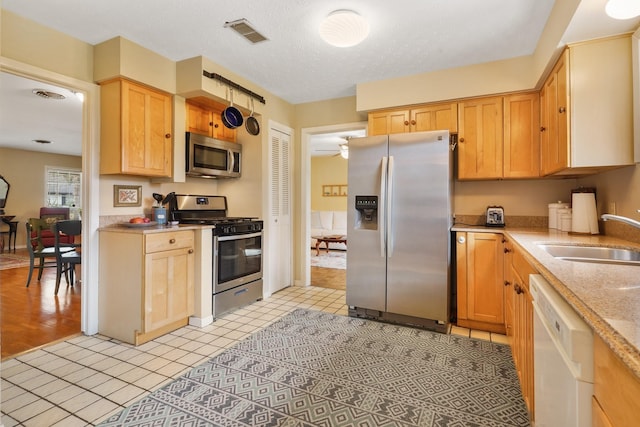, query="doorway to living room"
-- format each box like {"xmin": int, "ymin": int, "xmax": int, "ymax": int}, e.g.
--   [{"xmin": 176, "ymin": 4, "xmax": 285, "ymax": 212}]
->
[{"xmin": 302, "ymin": 123, "xmax": 366, "ymax": 290}]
